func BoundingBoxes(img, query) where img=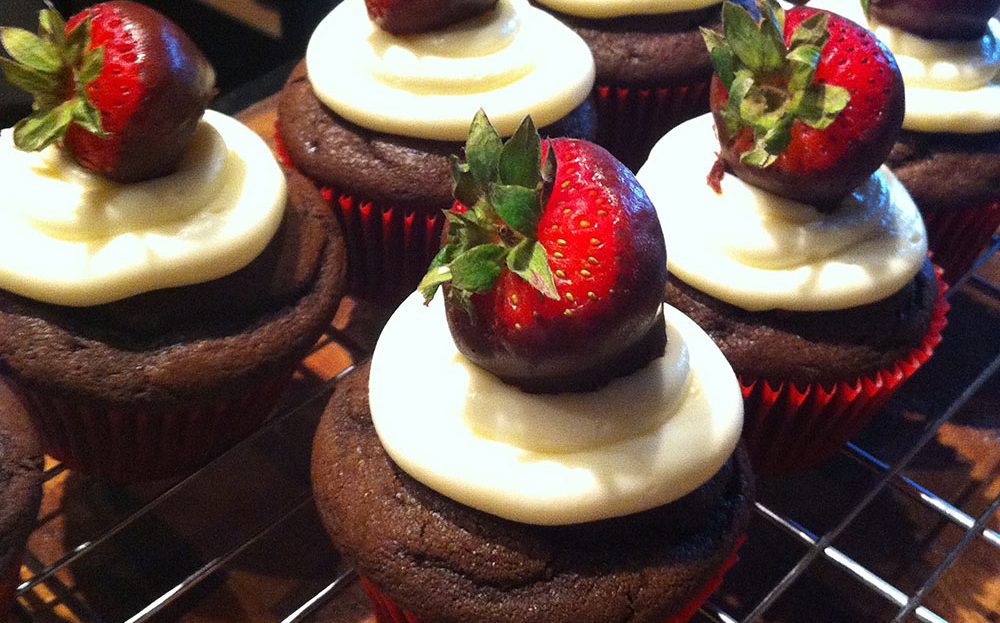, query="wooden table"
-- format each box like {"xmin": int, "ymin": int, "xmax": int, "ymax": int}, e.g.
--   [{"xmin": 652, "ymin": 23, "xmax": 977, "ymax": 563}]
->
[{"xmin": 11, "ymin": 96, "xmax": 1000, "ymax": 623}]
